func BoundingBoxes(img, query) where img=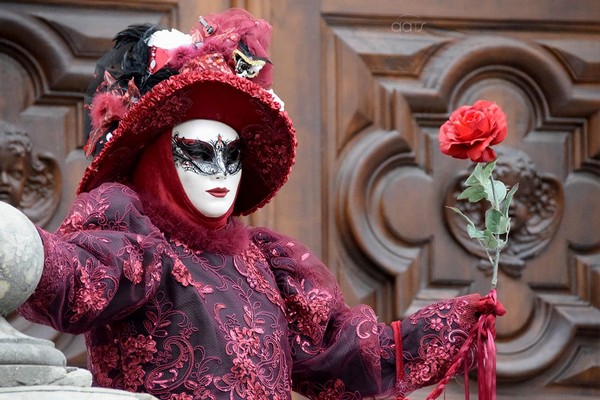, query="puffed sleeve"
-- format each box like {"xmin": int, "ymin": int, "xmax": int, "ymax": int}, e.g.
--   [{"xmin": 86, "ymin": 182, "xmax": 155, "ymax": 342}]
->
[
  {"xmin": 18, "ymin": 182, "xmax": 172, "ymax": 334},
  {"xmin": 250, "ymin": 228, "xmax": 395, "ymax": 396},
  {"xmin": 251, "ymin": 227, "xmax": 483, "ymax": 399}
]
